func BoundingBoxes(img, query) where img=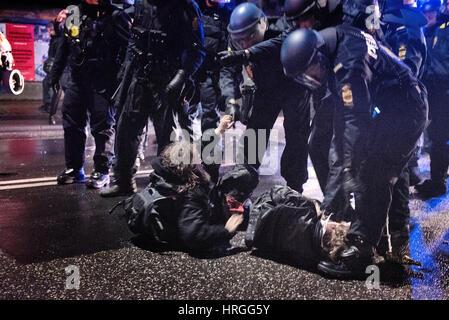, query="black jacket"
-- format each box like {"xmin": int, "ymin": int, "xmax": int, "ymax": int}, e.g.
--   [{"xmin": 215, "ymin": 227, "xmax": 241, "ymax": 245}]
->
[
  {"xmin": 328, "ymin": 24, "xmax": 419, "ymax": 170},
  {"xmin": 150, "ymin": 157, "xmax": 233, "ymax": 252},
  {"xmin": 51, "ymin": 2, "xmax": 131, "ymax": 93},
  {"xmin": 245, "ymin": 186, "xmax": 325, "ymax": 267},
  {"xmin": 384, "ymin": 22, "xmax": 427, "ymax": 79},
  {"xmin": 423, "ymin": 17, "xmax": 449, "ymax": 84}
]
